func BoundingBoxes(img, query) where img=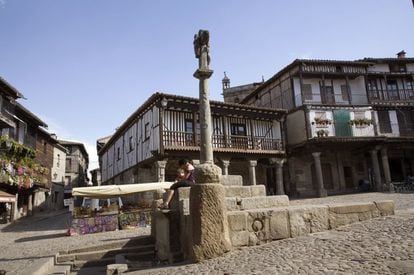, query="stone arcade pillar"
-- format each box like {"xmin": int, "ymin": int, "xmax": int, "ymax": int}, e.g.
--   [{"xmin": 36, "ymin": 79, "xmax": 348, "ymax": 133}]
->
[
  {"xmin": 248, "ymin": 160, "xmax": 257, "ymax": 185},
  {"xmin": 275, "ymin": 159, "xmax": 285, "ymax": 195},
  {"xmin": 155, "ymin": 160, "xmax": 167, "ymax": 182},
  {"xmin": 221, "ymin": 160, "xmax": 230, "ymax": 175},
  {"xmin": 190, "ymin": 30, "xmax": 230, "ymax": 262},
  {"xmin": 380, "ymin": 148, "xmax": 392, "ymax": 191},
  {"xmin": 312, "ymin": 152, "xmax": 327, "ymax": 197},
  {"xmin": 370, "ymin": 149, "xmax": 382, "ymax": 191}
]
